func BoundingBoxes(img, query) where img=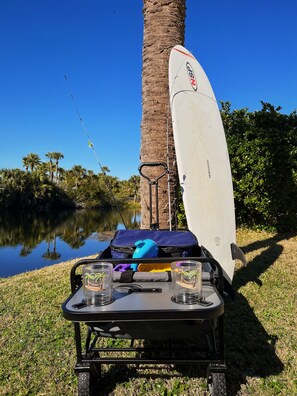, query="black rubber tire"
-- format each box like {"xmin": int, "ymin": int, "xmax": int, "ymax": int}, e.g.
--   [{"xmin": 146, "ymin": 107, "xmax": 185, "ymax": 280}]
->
[
  {"xmin": 208, "ymin": 372, "xmax": 227, "ymax": 396},
  {"xmin": 90, "ymin": 364, "xmax": 101, "ymax": 393},
  {"xmin": 78, "ymin": 372, "xmax": 91, "ymax": 396}
]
